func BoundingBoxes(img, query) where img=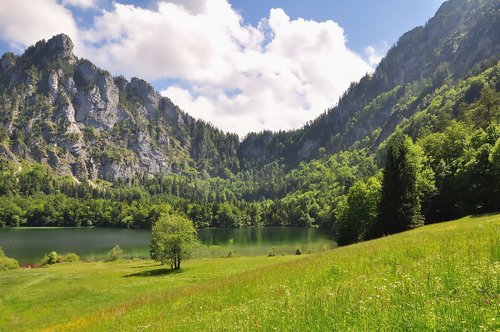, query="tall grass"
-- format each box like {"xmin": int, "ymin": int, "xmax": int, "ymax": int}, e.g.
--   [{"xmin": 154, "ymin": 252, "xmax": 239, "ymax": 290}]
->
[
  {"xmin": 1, "ymin": 214, "xmax": 498, "ymax": 331},
  {"xmin": 73, "ymin": 215, "xmax": 499, "ymax": 331}
]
